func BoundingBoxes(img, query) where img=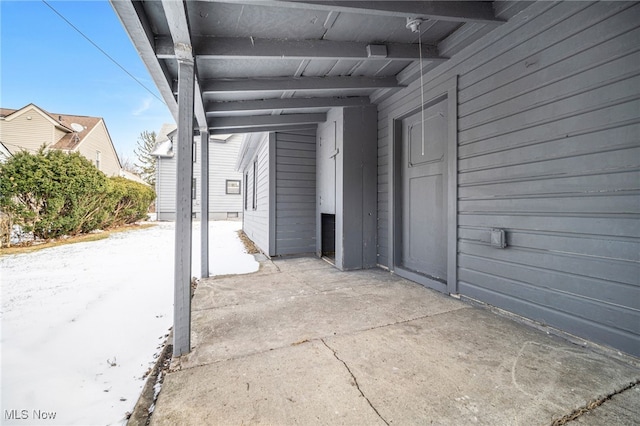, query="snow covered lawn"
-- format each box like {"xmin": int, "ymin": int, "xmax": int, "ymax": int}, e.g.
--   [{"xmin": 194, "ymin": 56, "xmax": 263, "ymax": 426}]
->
[{"xmin": 1, "ymin": 221, "xmax": 258, "ymax": 425}]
